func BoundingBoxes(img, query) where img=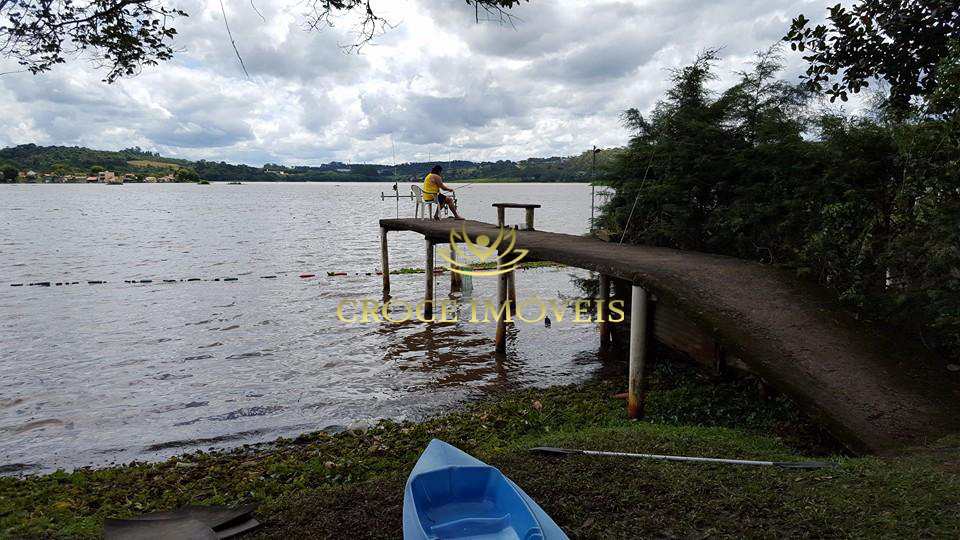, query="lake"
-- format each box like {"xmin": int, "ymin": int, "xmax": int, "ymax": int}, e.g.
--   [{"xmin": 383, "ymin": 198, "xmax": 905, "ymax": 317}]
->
[{"xmin": 0, "ymin": 182, "xmax": 606, "ymax": 474}]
